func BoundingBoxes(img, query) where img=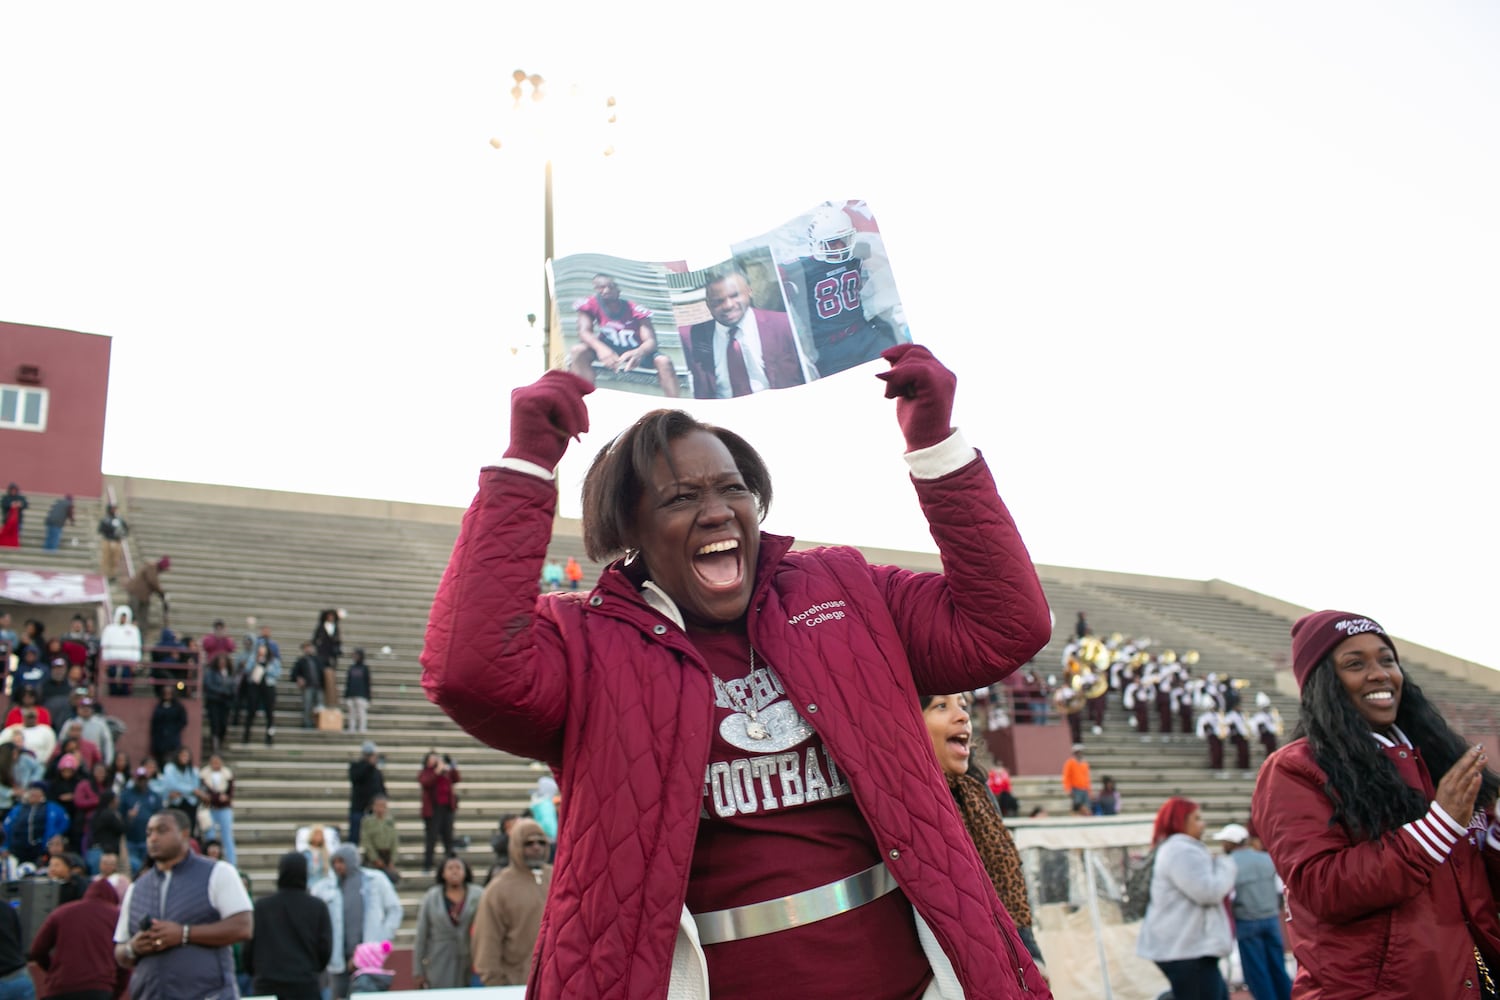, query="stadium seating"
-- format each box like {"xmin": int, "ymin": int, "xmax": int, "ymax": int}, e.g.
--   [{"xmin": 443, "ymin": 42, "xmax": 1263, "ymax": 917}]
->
[{"xmin": 5, "ymin": 478, "xmax": 1496, "ymax": 946}]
